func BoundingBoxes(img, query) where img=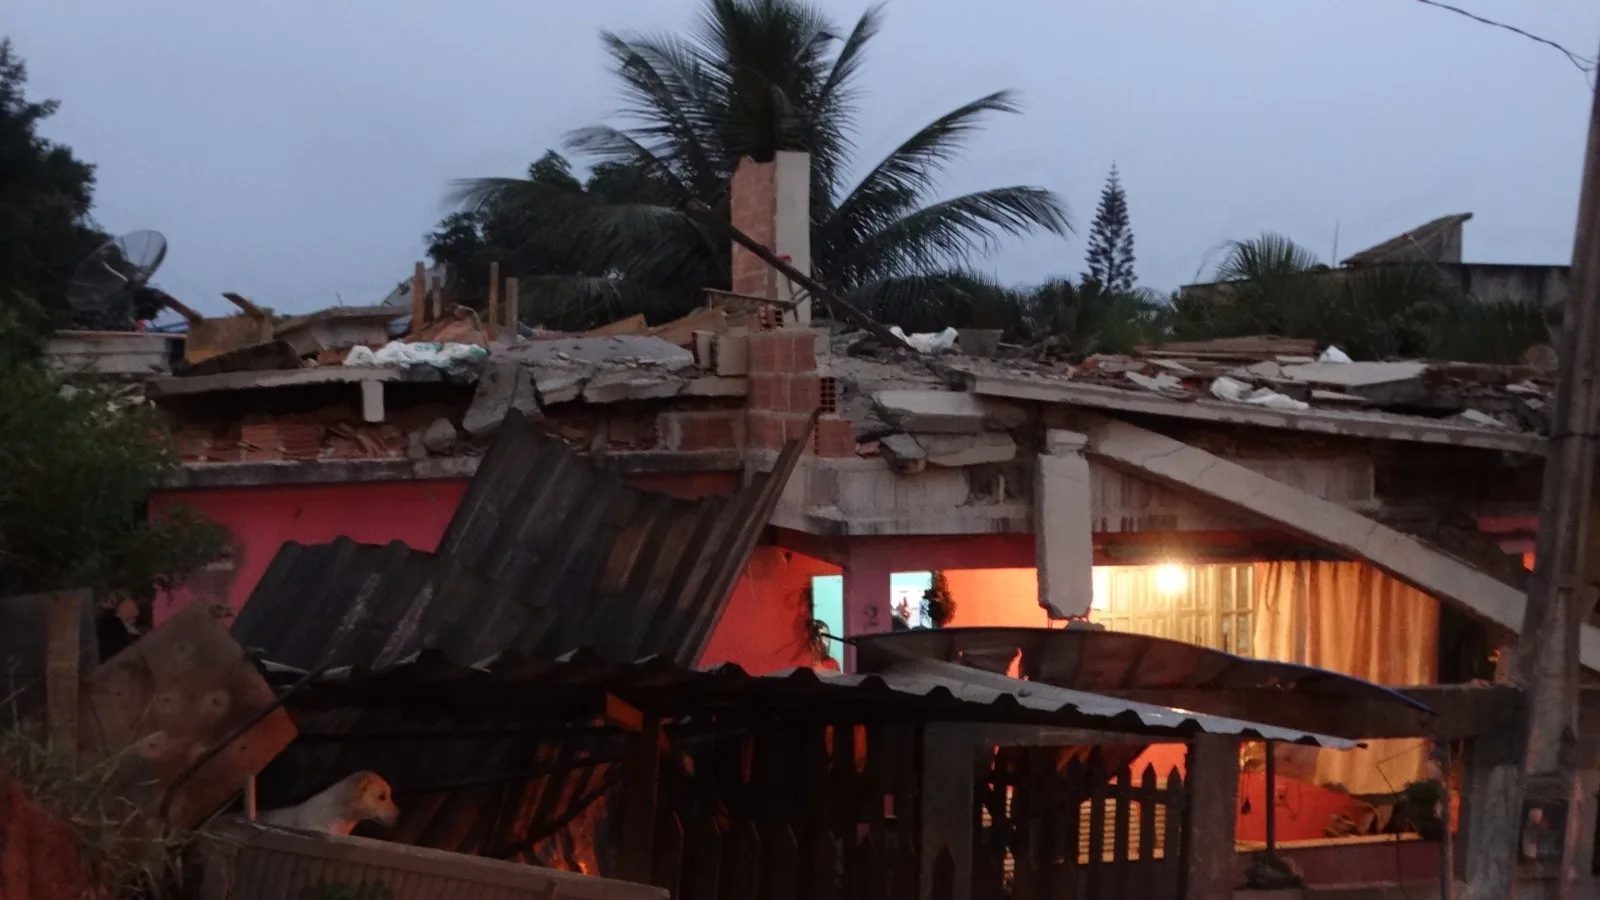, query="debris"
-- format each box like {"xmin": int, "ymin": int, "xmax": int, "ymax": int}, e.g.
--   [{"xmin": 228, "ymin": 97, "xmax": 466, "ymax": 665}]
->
[
  {"xmin": 409, "ymin": 305, "xmax": 487, "ymax": 346},
  {"xmin": 918, "ymin": 432, "xmax": 1018, "ymax": 467},
  {"xmin": 1522, "ymin": 344, "xmax": 1559, "ymax": 371},
  {"xmin": 1309, "ymin": 389, "xmax": 1371, "ymax": 406},
  {"xmin": 1277, "ymin": 360, "xmax": 1429, "ymax": 405},
  {"xmin": 647, "ymin": 307, "xmax": 726, "ymax": 348},
  {"xmin": 407, "ymin": 430, "xmax": 427, "ymax": 460},
  {"xmin": 463, "ymin": 359, "xmax": 542, "ymax": 437},
  {"xmin": 179, "ymin": 340, "xmax": 301, "ymax": 376},
  {"xmin": 274, "ymin": 306, "xmax": 403, "ymax": 358},
  {"xmin": 345, "ymin": 340, "xmax": 487, "ymax": 382},
  {"xmin": 504, "ymin": 336, "xmax": 695, "ymax": 372},
  {"xmin": 889, "ymin": 326, "xmax": 959, "ymax": 354},
  {"xmin": 1319, "ymin": 345, "xmax": 1353, "ymax": 363},
  {"xmin": 872, "ymin": 389, "xmax": 1026, "ymax": 434},
  {"xmin": 422, "ymin": 418, "xmax": 458, "ymax": 454},
  {"xmin": 880, "ymin": 433, "xmax": 927, "ymax": 473},
  {"xmin": 1142, "ymin": 335, "xmax": 1318, "ymax": 362},
  {"xmin": 1456, "ymin": 409, "xmax": 1510, "ymax": 429},
  {"xmin": 1125, "ymin": 371, "xmax": 1183, "ymax": 393},
  {"xmin": 956, "ymin": 328, "xmax": 1003, "ymax": 358},
  {"xmin": 183, "ymin": 293, "xmax": 275, "ymax": 364},
  {"xmin": 1210, "ymin": 375, "xmax": 1310, "ymax": 411}
]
